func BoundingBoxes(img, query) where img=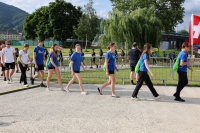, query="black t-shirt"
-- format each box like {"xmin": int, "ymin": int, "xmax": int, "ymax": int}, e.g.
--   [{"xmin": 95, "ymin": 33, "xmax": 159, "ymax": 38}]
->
[{"xmin": 128, "ymin": 48, "xmax": 142, "ymax": 66}]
